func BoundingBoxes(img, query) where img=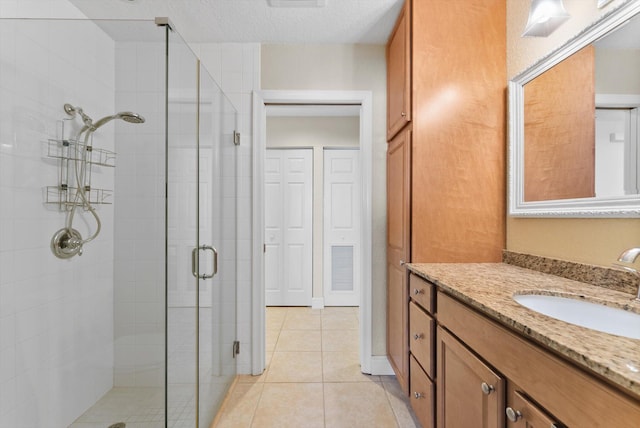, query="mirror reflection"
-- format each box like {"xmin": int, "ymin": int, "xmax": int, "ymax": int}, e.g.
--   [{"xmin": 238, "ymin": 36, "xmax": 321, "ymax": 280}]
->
[{"xmin": 523, "ymin": 13, "xmax": 640, "ymax": 203}]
